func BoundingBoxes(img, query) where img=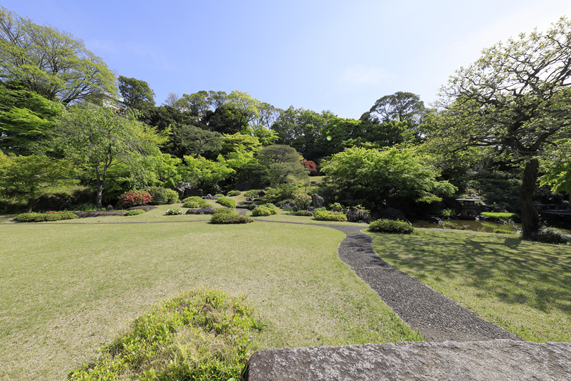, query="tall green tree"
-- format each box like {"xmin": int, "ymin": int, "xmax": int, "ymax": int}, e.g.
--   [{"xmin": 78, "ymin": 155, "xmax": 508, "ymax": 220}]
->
[
  {"xmin": 44, "ymin": 105, "xmax": 167, "ymax": 209},
  {"xmin": 257, "ymin": 144, "xmax": 308, "ymax": 185},
  {"xmin": 363, "ymin": 91, "xmax": 426, "ymax": 126},
  {"xmin": 0, "ymin": 6, "xmax": 117, "ymax": 104},
  {"xmin": 118, "ymin": 76, "xmax": 156, "ymax": 111},
  {"xmin": 426, "ymin": 17, "xmax": 571, "ymax": 239}
]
